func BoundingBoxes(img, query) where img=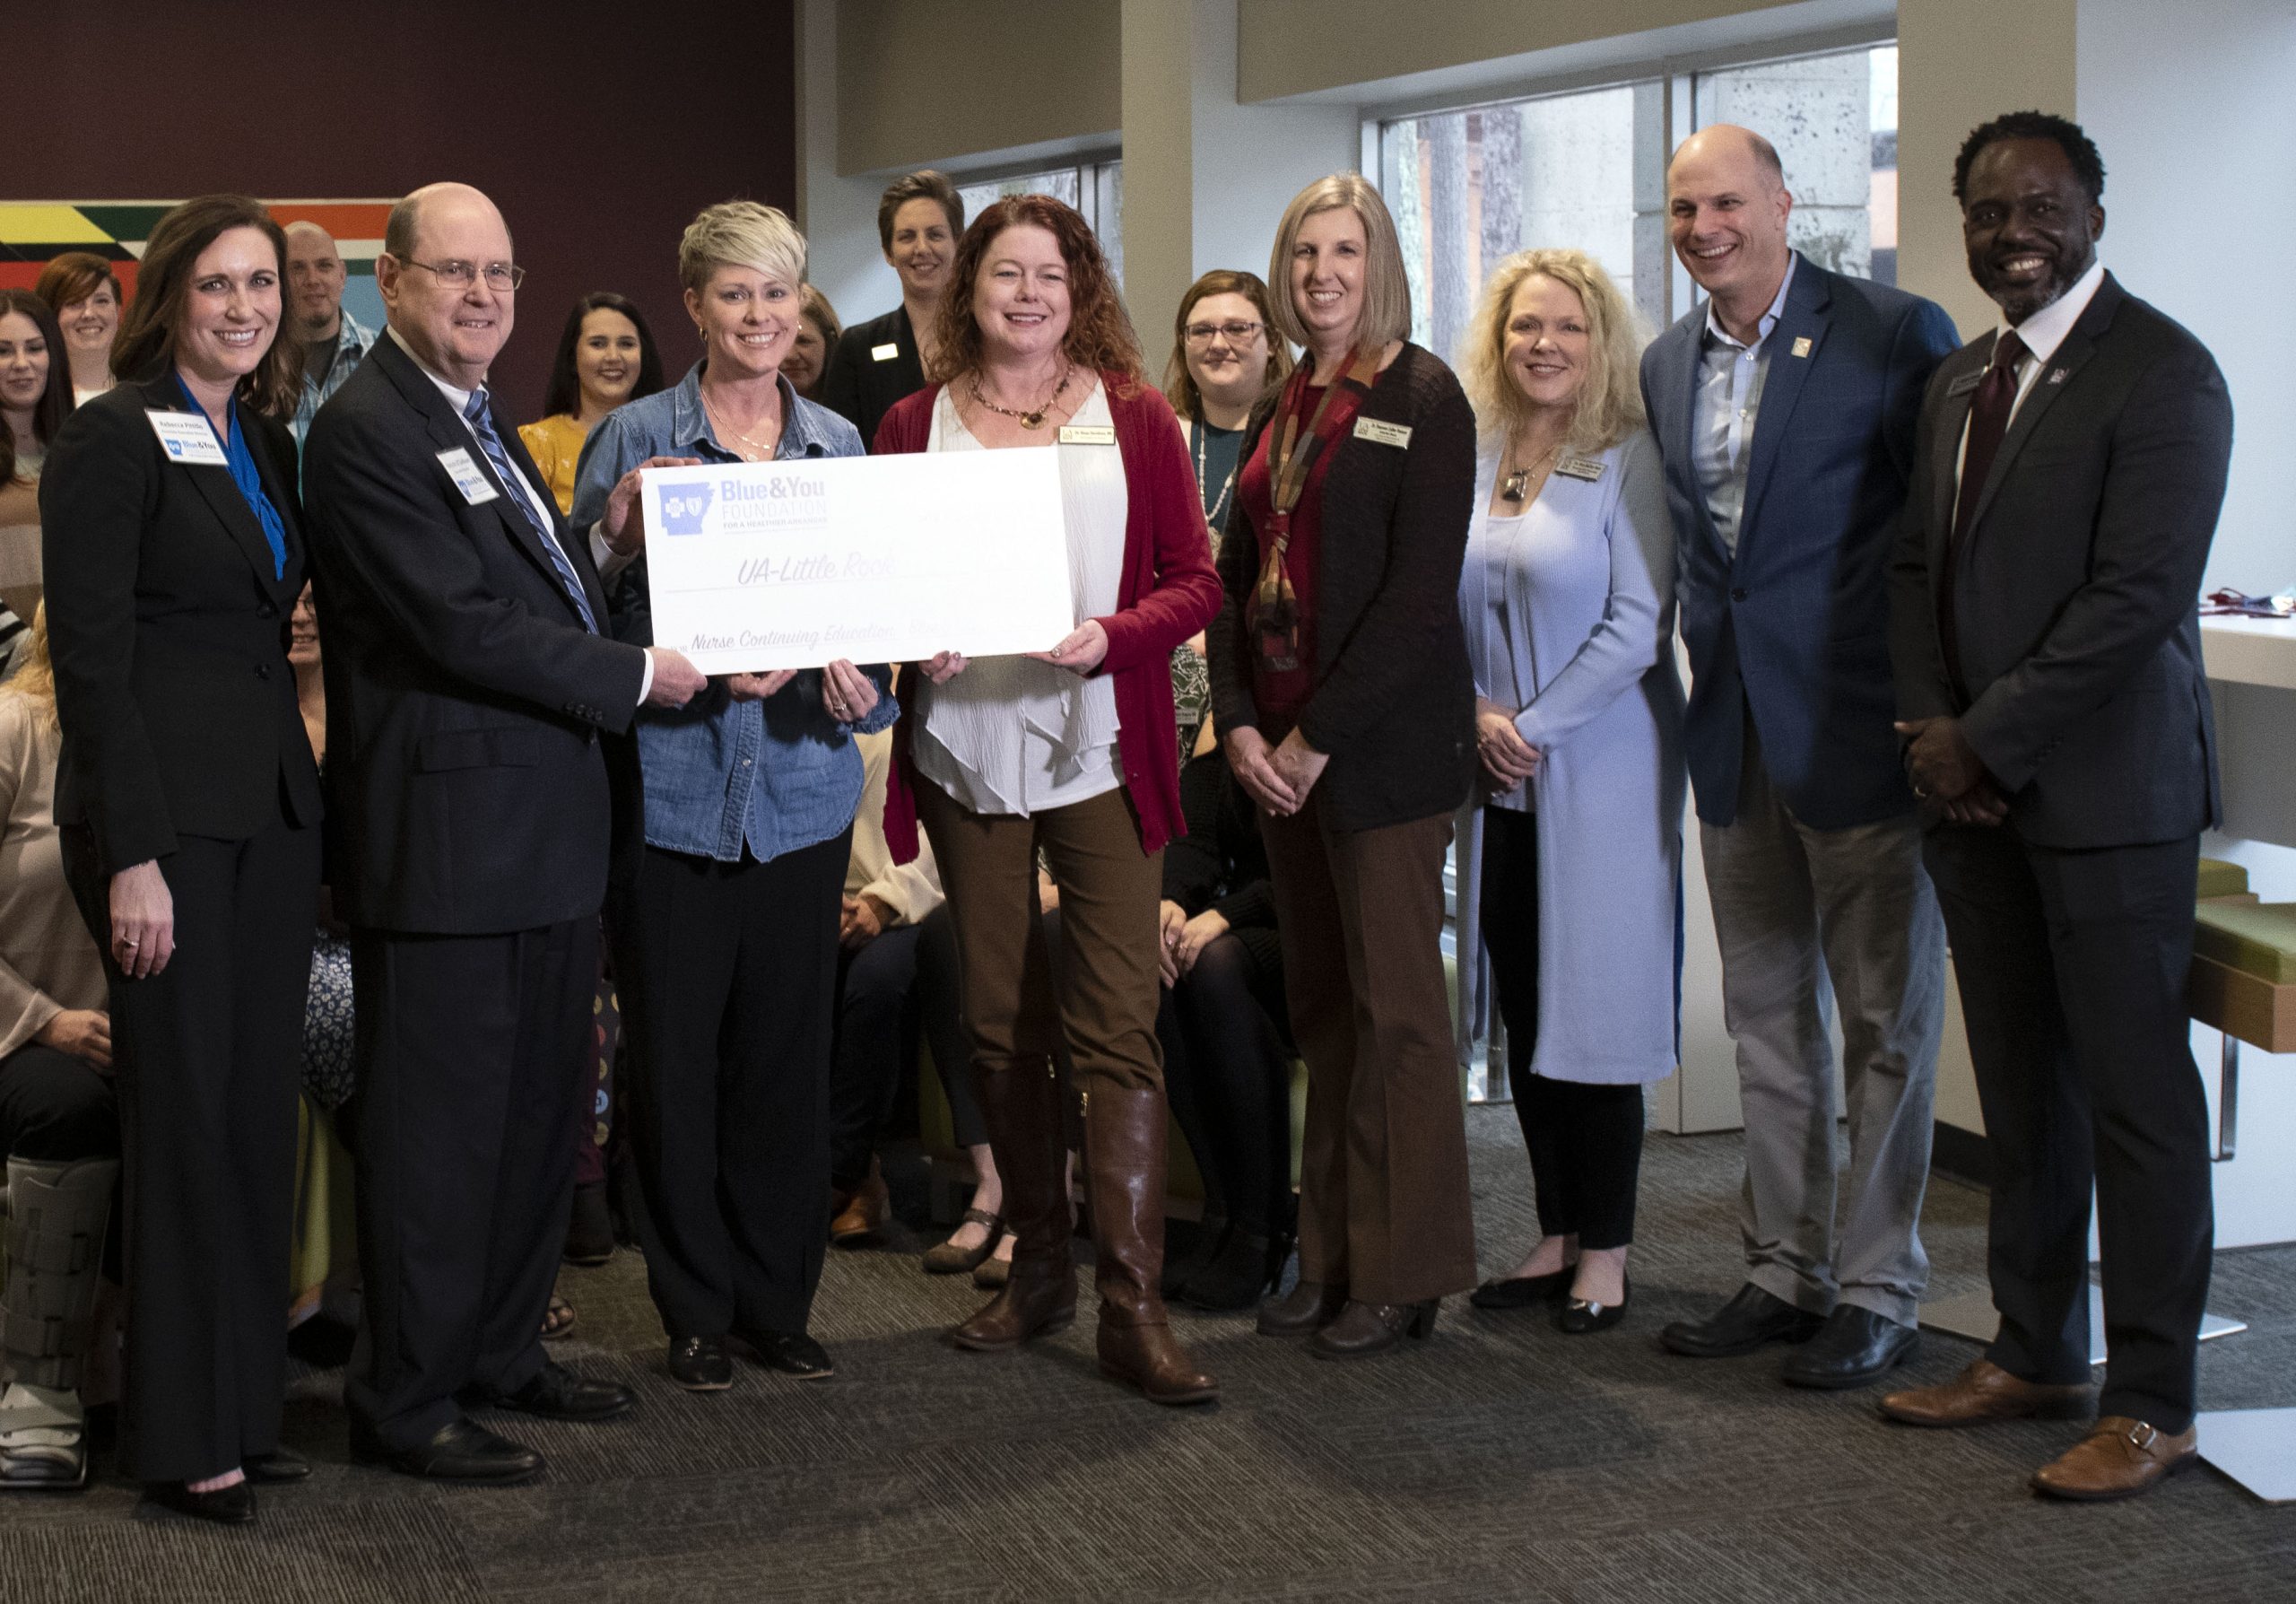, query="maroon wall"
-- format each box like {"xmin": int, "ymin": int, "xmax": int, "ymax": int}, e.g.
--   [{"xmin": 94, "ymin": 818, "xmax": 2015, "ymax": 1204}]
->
[{"xmin": 5, "ymin": 0, "xmax": 797, "ymax": 414}]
